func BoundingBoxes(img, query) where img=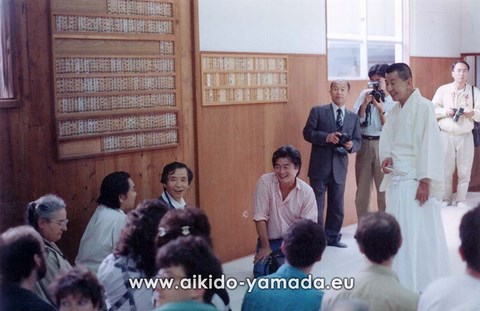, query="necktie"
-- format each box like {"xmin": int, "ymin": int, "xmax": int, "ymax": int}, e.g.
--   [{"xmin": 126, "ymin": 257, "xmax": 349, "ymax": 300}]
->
[{"xmin": 336, "ymin": 108, "xmax": 343, "ymax": 132}]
